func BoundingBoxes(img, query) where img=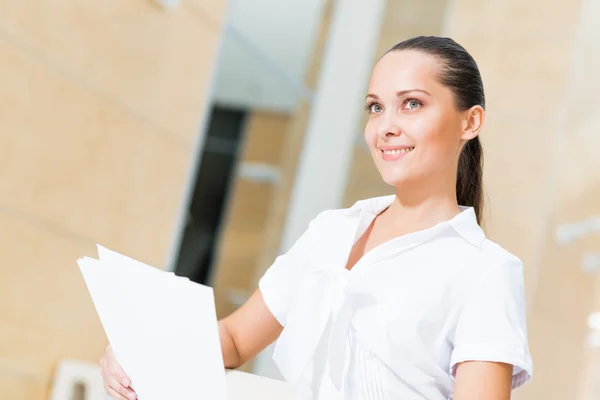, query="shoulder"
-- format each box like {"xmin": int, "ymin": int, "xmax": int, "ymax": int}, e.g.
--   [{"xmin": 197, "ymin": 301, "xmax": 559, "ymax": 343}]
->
[
  {"xmin": 458, "ymin": 238, "xmax": 524, "ymax": 288},
  {"xmin": 478, "ymin": 238, "xmax": 524, "ymax": 271}
]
